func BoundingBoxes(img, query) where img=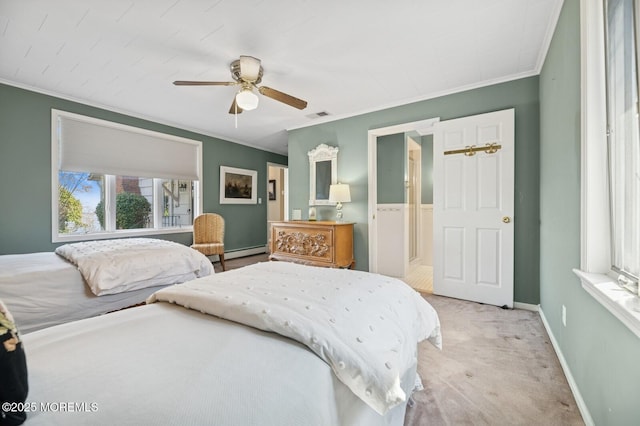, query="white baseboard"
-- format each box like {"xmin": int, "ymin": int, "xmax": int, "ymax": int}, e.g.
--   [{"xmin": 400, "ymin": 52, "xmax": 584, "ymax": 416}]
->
[
  {"xmin": 206, "ymin": 246, "xmax": 268, "ymax": 262},
  {"xmin": 514, "ymin": 302, "xmax": 539, "ymax": 311},
  {"xmin": 539, "ymin": 308, "xmax": 594, "ymax": 426},
  {"xmin": 225, "ymin": 245, "xmax": 268, "ymax": 260}
]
